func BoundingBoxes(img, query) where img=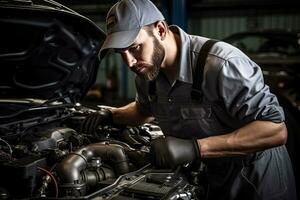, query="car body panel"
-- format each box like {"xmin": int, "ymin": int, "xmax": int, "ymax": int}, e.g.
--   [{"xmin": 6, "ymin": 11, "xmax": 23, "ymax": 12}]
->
[{"xmin": 0, "ymin": 0, "xmax": 106, "ymax": 102}]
